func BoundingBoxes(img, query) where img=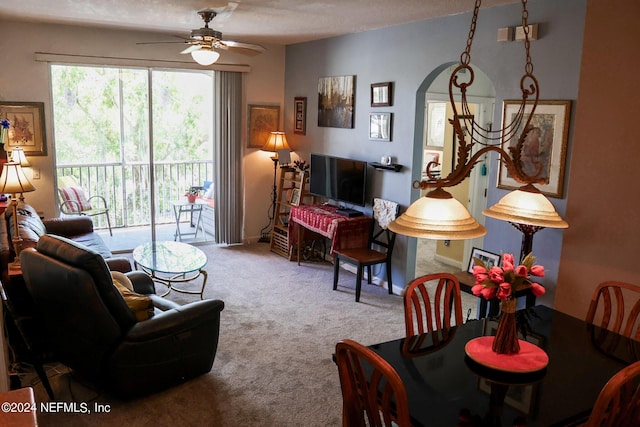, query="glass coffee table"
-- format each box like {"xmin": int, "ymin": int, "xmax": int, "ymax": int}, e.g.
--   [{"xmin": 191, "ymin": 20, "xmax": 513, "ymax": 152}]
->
[{"xmin": 132, "ymin": 241, "xmax": 208, "ymax": 299}]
